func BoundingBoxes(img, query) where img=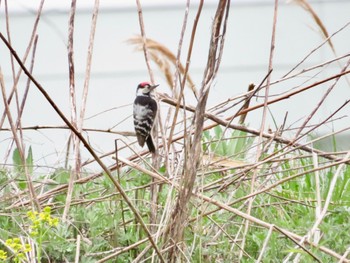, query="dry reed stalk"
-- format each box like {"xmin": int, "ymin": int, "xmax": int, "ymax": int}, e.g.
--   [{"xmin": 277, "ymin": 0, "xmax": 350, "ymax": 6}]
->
[
  {"xmin": 0, "ymin": 125, "xmax": 135, "ymax": 136},
  {"xmin": 64, "ymin": 0, "xmax": 100, "ymax": 225},
  {"xmin": 287, "ymin": 152, "xmax": 322, "ymax": 263},
  {"xmin": 78, "ymin": 0, "xmax": 99, "ymax": 135},
  {"xmin": 283, "ymin": 20, "xmax": 350, "ymax": 78},
  {"xmin": 134, "ymin": 1, "xmax": 162, "ymax": 238},
  {"xmin": 234, "ymin": 69, "xmax": 350, "ymax": 118},
  {"xmin": 339, "ymin": 248, "xmax": 350, "ymax": 263},
  {"xmin": 4, "ymin": 0, "xmax": 16, "ymax": 81},
  {"xmin": 170, "ymin": 0, "xmax": 191, "ymax": 106},
  {"xmin": 18, "ymin": 35, "xmax": 39, "ymax": 132},
  {"xmin": 0, "ymin": 0, "xmax": 45, "ymax": 129},
  {"xmin": 95, "ymin": 237, "xmax": 149, "ymax": 263},
  {"xmin": 166, "ymin": 0, "xmax": 203, "ymax": 163},
  {"xmin": 0, "ymin": 69, "xmax": 41, "ymax": 211},
  {"xmin": 115, "ymin": 140, "xmax": 128, "ymax": 240},
  {"xmin": 256, "ymin": 224, "xmax": 274, "ymax": 262},
  {"xmin": 3, "ymin": 2, "xmax": 25, "ymax": 167},
  {"xmin": 293, "ymin": 57, "xmax": 350, "ymax": 140},
  {"xmin": 207, "ymin": 50, "xmax": 350, "ymax": 115},
  {"xmin": 158, "ymin": 4, "xmax": 191, "ymax": 216},
  {"xmin": 135, "ymin": 0, "xmax": 155, "ymax": 85},
  {"xmin": 165, "ymin": 1, "xmax": 230, "ymax": 260},
  {"xmin": 63, "ymin": 0, "xmax": 79, "ymax": 221},
  {"xmin": 2, "ymin": 35, "xmax": 39, "ymax": 183},
  {"xmin": 275, "ymin": 52, "xmax": 350, "ymax": 86},
  {"xmin": 0, "ymin": 0, "xmax": 44, "ymax": 178},
  {"xmin": 74, "ymin": 234, "xmax": 81, "ymax": 263},
  {"xmin": 239, "ymin": 0, "xmax": 279, "ymax": 258}
]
